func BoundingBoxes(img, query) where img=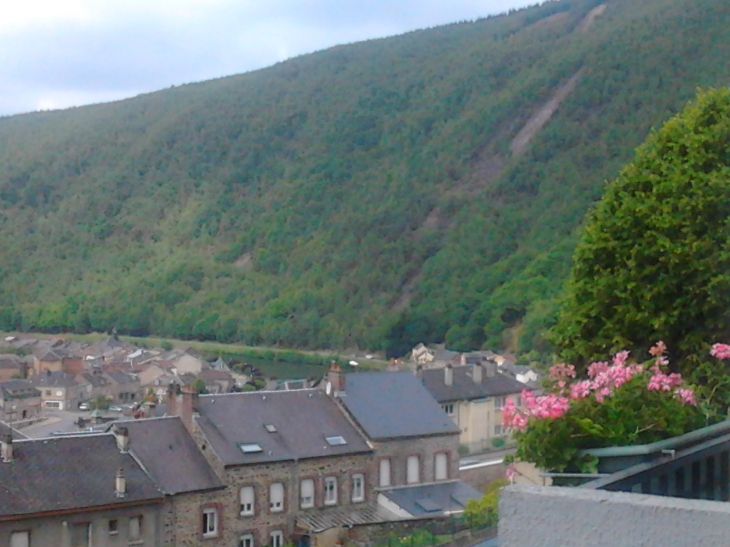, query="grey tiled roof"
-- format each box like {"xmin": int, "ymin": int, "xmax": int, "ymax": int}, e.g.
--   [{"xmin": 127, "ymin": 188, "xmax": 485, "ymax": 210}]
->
[
  {"xmin": 106, "ymin": 370, "xmax": 138, "ymax": 385},
  {"xmin": 195, "ymin": 389, "xmax": 372, "ymax": 466},
  {"xmin": 31, "ymin": 371, "xmax": 79, "ymax": 388},
  {"xmin": 378, "ymin": 481, "xmax": 482, "ymax": 517},
  {"xmin": 296, "ymin": 501, "xmax": 400, "ymax": 532},
  {"xmin": 120, "ymin": 417, "xmax": 224, "ymax": 495},
  {"xmin": 339, "ymin": 372, "xmax": 459, "ymax": 440},
  {"xmin": 0, "ymin": 434, "xmax": 163, "ymax": 518},
  {"xmin": 0, "ymin": 421, "xmax": 29, "ymax": 440},
  {"xmin": 0, "ymin": 380, "xmax": 40, "ymax": 400},
  {"xmin": 420, "ymin": 366, "xmax": 526, "ymax": 403}
]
